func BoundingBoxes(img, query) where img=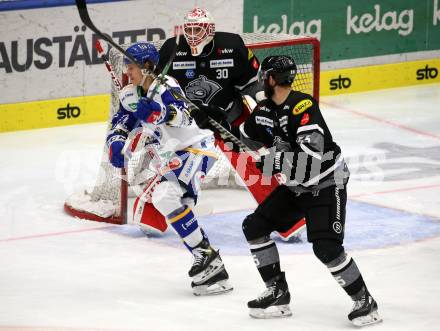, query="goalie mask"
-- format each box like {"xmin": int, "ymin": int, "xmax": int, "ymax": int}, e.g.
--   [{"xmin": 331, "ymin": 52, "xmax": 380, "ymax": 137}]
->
[
  {"xmin": 183, "ymin": 7, "xmax": 215, "ymax": 56},
  {"xmin": 124, "ymin": 42, "xmax": 159, "ymax": 86}
]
